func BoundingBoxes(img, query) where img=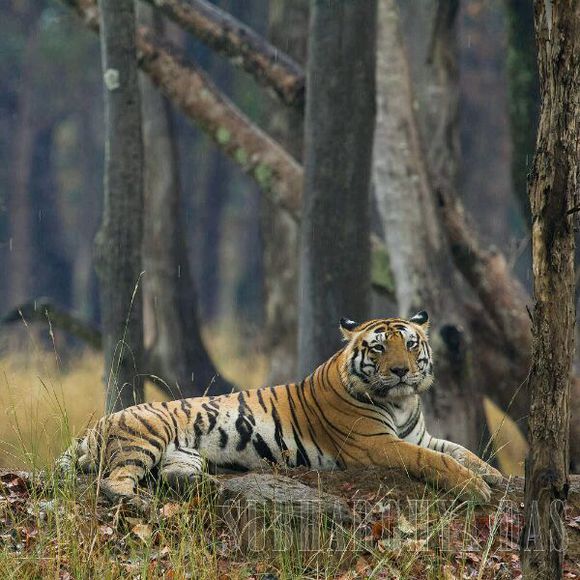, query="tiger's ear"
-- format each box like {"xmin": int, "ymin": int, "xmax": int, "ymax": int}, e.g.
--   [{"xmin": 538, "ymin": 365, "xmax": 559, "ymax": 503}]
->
[
  {"xmin": 340, "ymin": 317, "xmax": 358, "ymax": 340},
  {"xmin": 409, "ymin": 310, "xmax": 429, "ymax": 330}
]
